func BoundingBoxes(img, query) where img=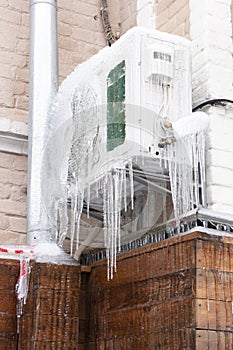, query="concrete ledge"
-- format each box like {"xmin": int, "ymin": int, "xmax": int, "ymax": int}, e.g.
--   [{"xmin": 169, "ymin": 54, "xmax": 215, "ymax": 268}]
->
[{"xmin": 0, "ymin": 118, "xmax": 28, "ymax": 155}]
